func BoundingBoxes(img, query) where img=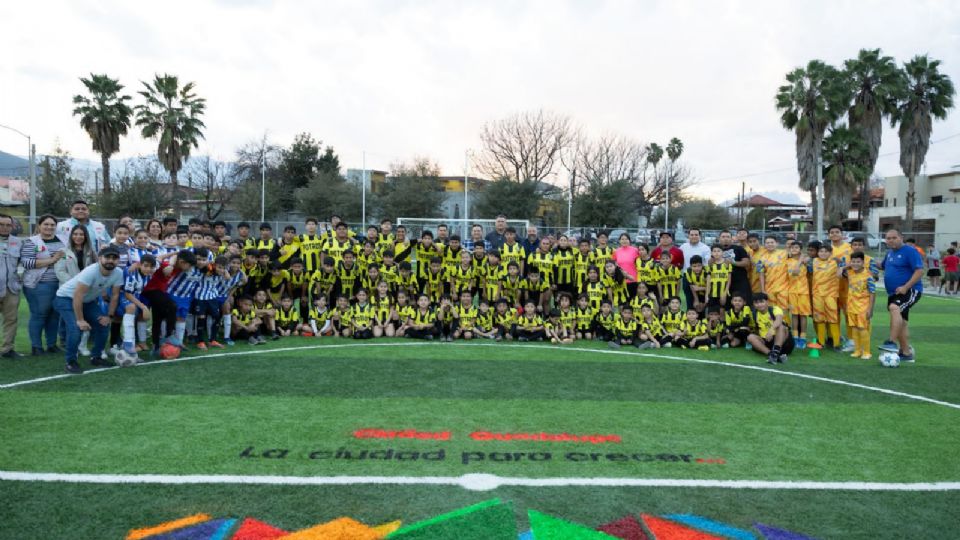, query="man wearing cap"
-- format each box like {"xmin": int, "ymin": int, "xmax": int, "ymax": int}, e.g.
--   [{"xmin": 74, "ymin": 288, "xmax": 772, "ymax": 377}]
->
[
  {"xmin": 0, "ymin": 214, "xmax": 23, "ymax": 358},
  {"xmin": 53, "ymin": 245, "xmax": 124, "ymax": 373},
  {"xmin": 56, "ymin": 199, "xmax": 111, "ymax": 252},
  {"xmin": 650, "ymin": 231, "xmax": 684, "ymax": 268}
]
